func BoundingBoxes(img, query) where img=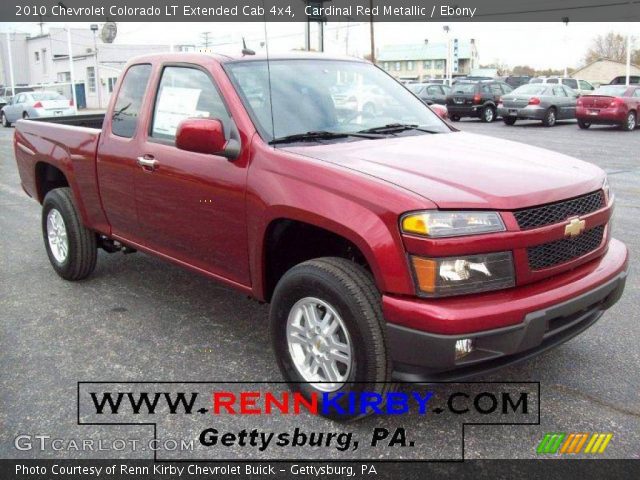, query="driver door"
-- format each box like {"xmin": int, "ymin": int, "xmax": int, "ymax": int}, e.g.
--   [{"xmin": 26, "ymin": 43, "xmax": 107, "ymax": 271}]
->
[{"xmin": 133, "ymin": 65, "xmax": 250, "ymax": 285}]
